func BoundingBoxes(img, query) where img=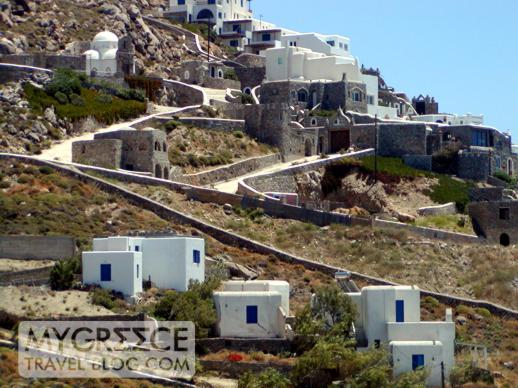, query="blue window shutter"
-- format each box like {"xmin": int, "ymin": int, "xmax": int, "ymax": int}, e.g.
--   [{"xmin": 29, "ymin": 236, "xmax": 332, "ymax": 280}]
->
[
  {"xmin": 135, "ymin": 246, "xmax": 140, "ymax": 252},
  {"xmin": 100, "ymin": 264, "xmax": 111, "ymax": 282},
  {"xmin": 246, "ymin": 305, "xmax": 258, "ymax": 324},
  {"xmin": 193, "ymin": 250, "xmax": 201, "ymax": 264},
  {"xmin": 395, "ymin": 300, "xmax": 404, "ymax": 322},
  {"xmin": 412, "ymin": 354, "xmax": 425, "ymax": 370}
]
